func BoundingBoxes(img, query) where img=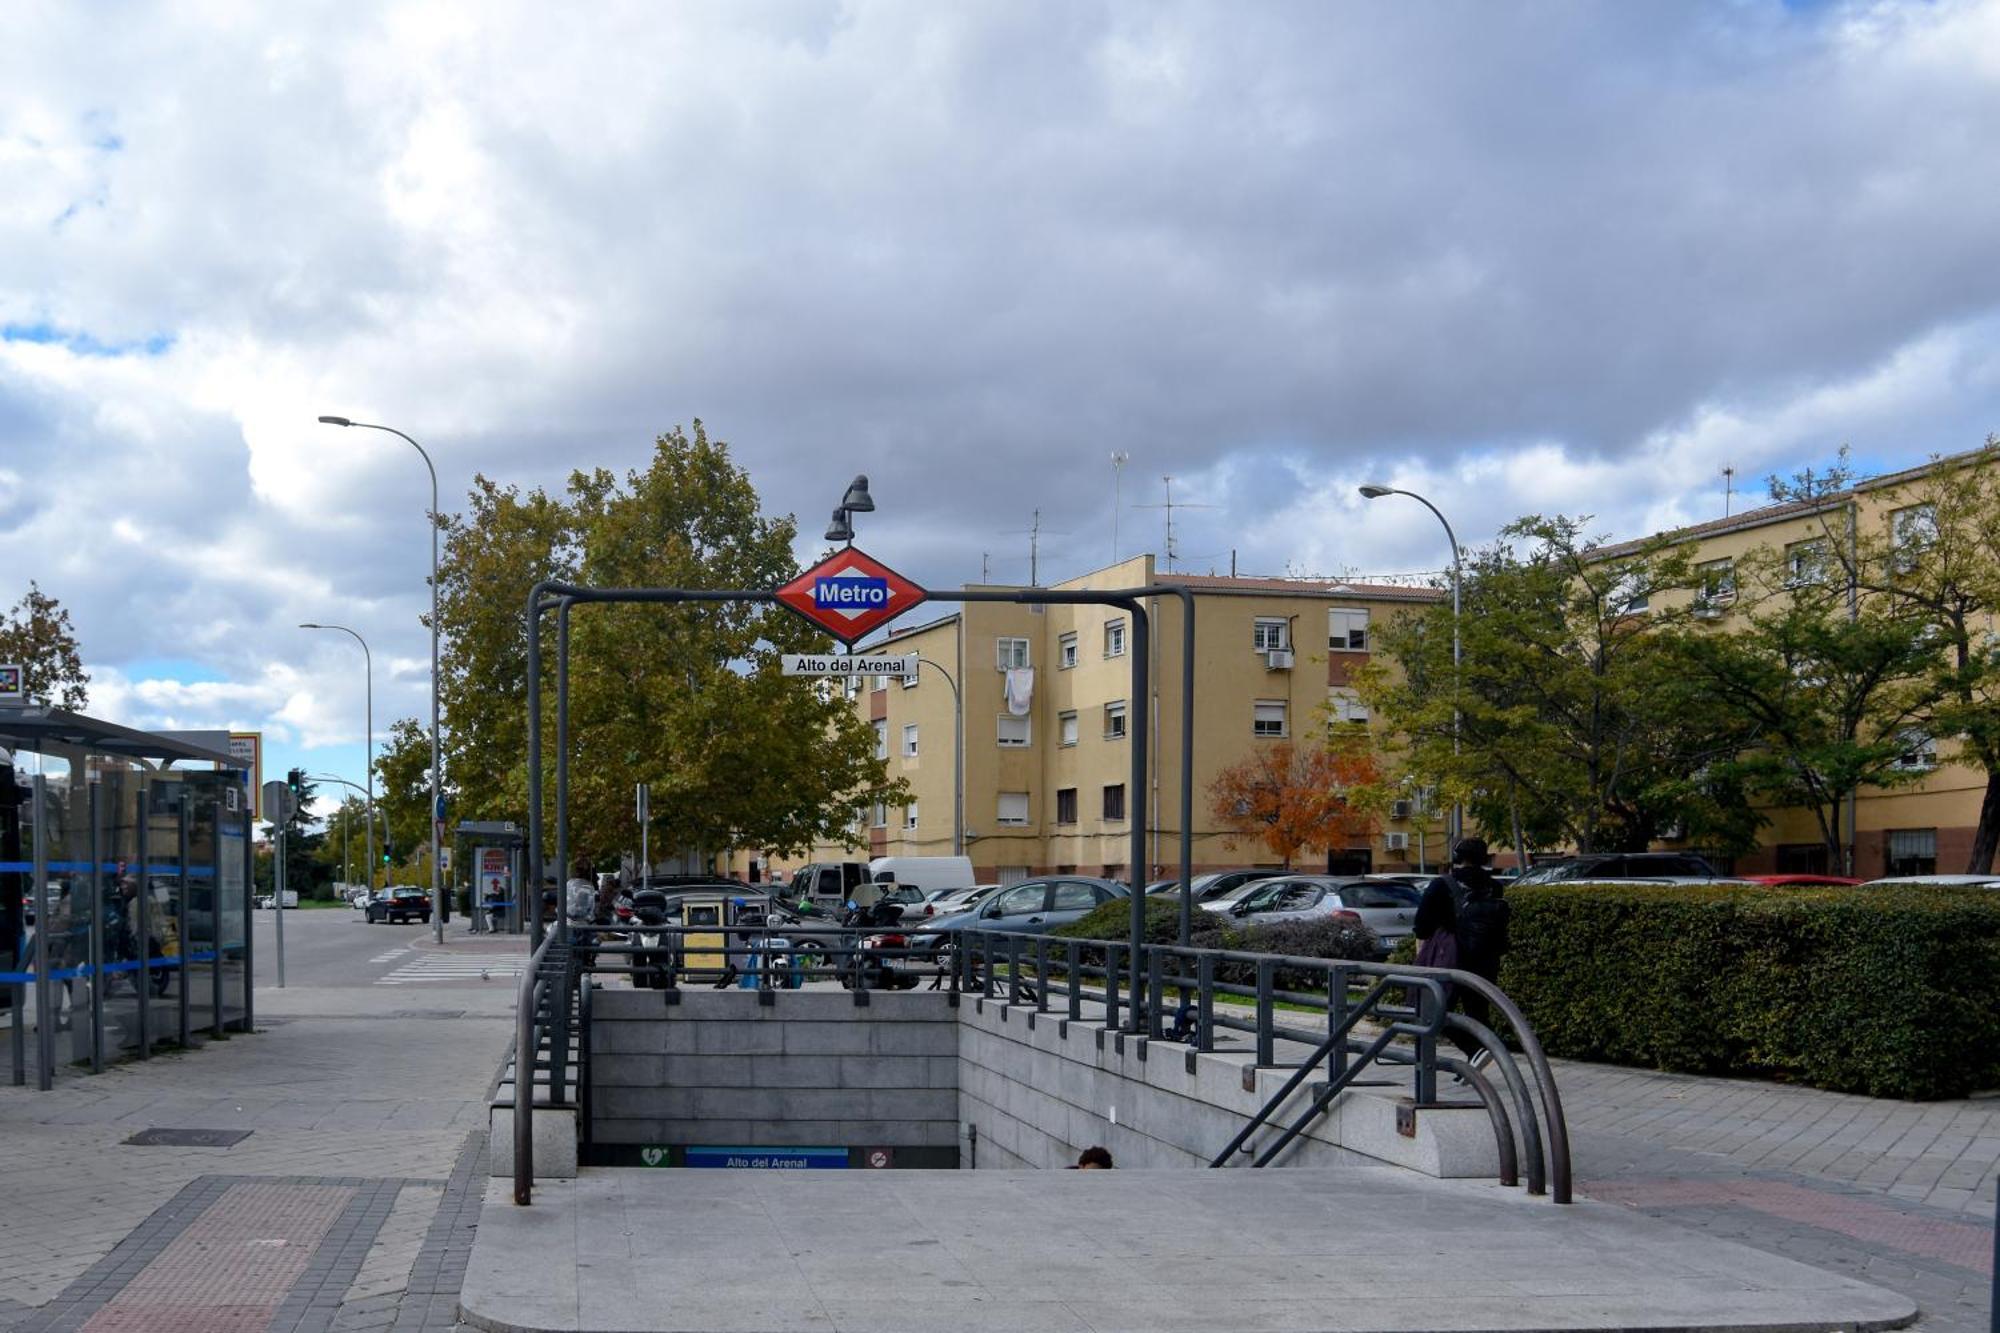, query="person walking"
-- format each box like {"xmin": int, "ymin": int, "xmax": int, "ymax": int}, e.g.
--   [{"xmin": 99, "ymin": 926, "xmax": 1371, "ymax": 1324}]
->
[{"xmin": 1413, "ymin": 836, "xmax": 1512, "ymax": 1064}]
